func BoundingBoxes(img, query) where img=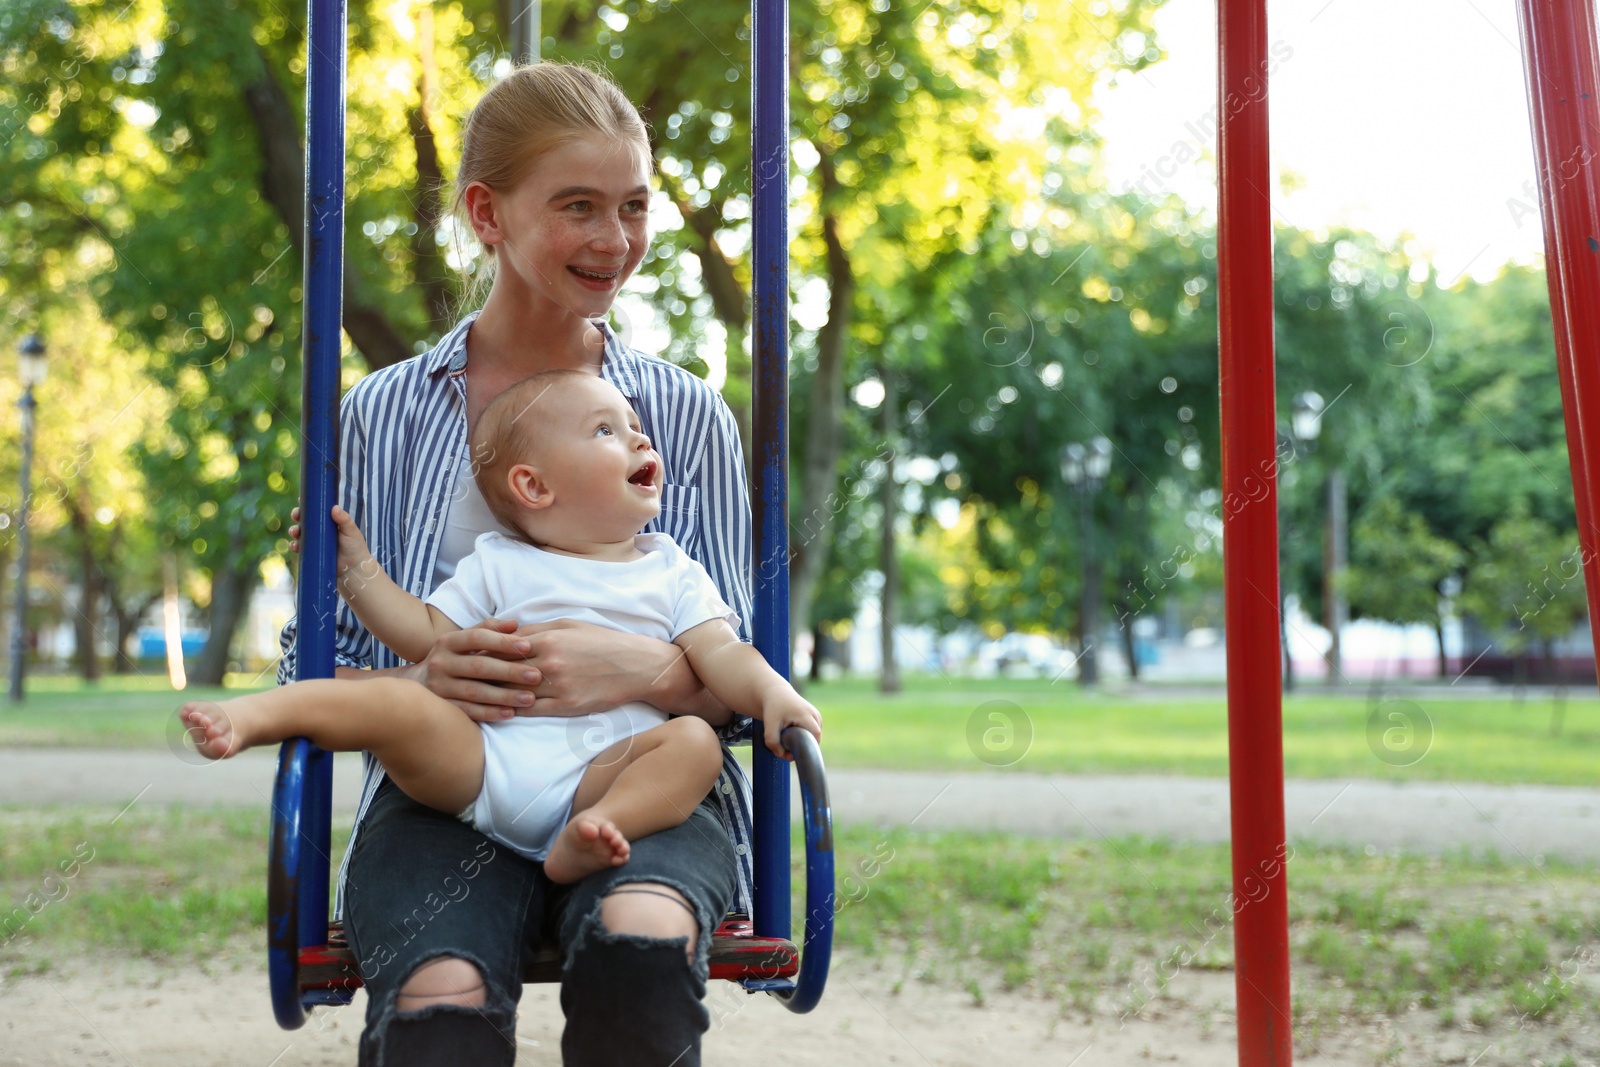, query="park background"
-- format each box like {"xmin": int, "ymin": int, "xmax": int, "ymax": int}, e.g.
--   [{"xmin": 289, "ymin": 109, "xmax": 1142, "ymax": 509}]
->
[{"xmin": 4, "ymin": 1, "xmax": 1600, "ymax": 1065}]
